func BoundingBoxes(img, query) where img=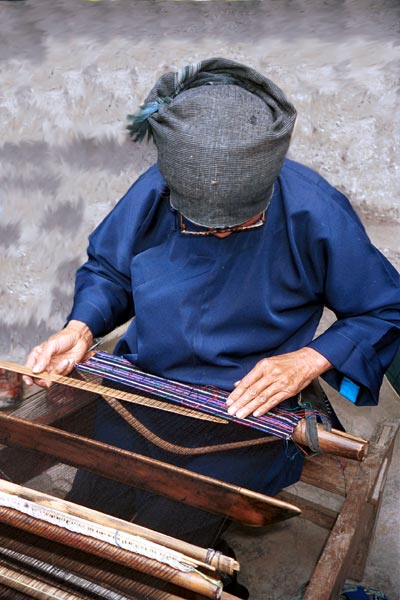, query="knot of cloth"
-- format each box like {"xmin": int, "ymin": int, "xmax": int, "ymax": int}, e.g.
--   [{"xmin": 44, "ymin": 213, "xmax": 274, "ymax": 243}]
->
[{"xmin": 128, "ymin": 56, "xmax": 296, "ymax": 142}]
